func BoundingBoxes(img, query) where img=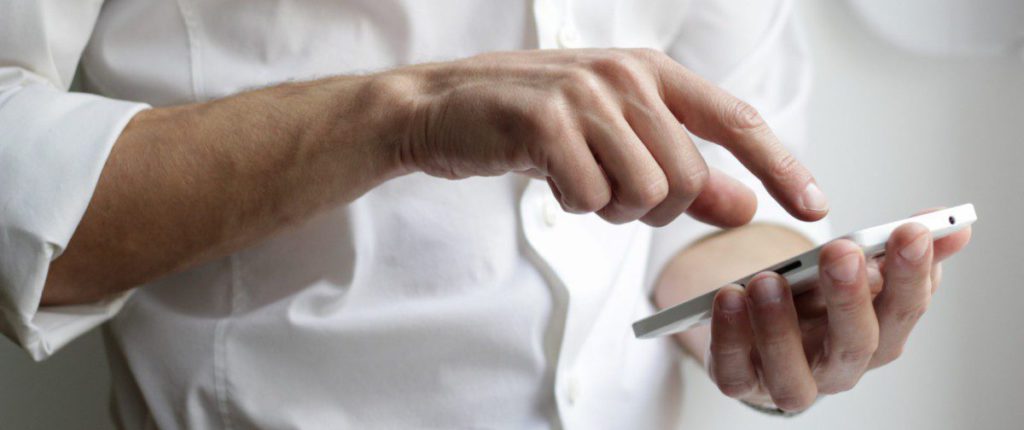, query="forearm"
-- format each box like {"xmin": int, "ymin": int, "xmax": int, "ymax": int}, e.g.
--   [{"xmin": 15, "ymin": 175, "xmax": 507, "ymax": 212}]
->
[
  {"xmin": 43, "ymin": 75, "xmax": 414, "ymax": 305},
  {"xmin": 653, "ymin": 223, "xmax": 815, "ymax": 364}
]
